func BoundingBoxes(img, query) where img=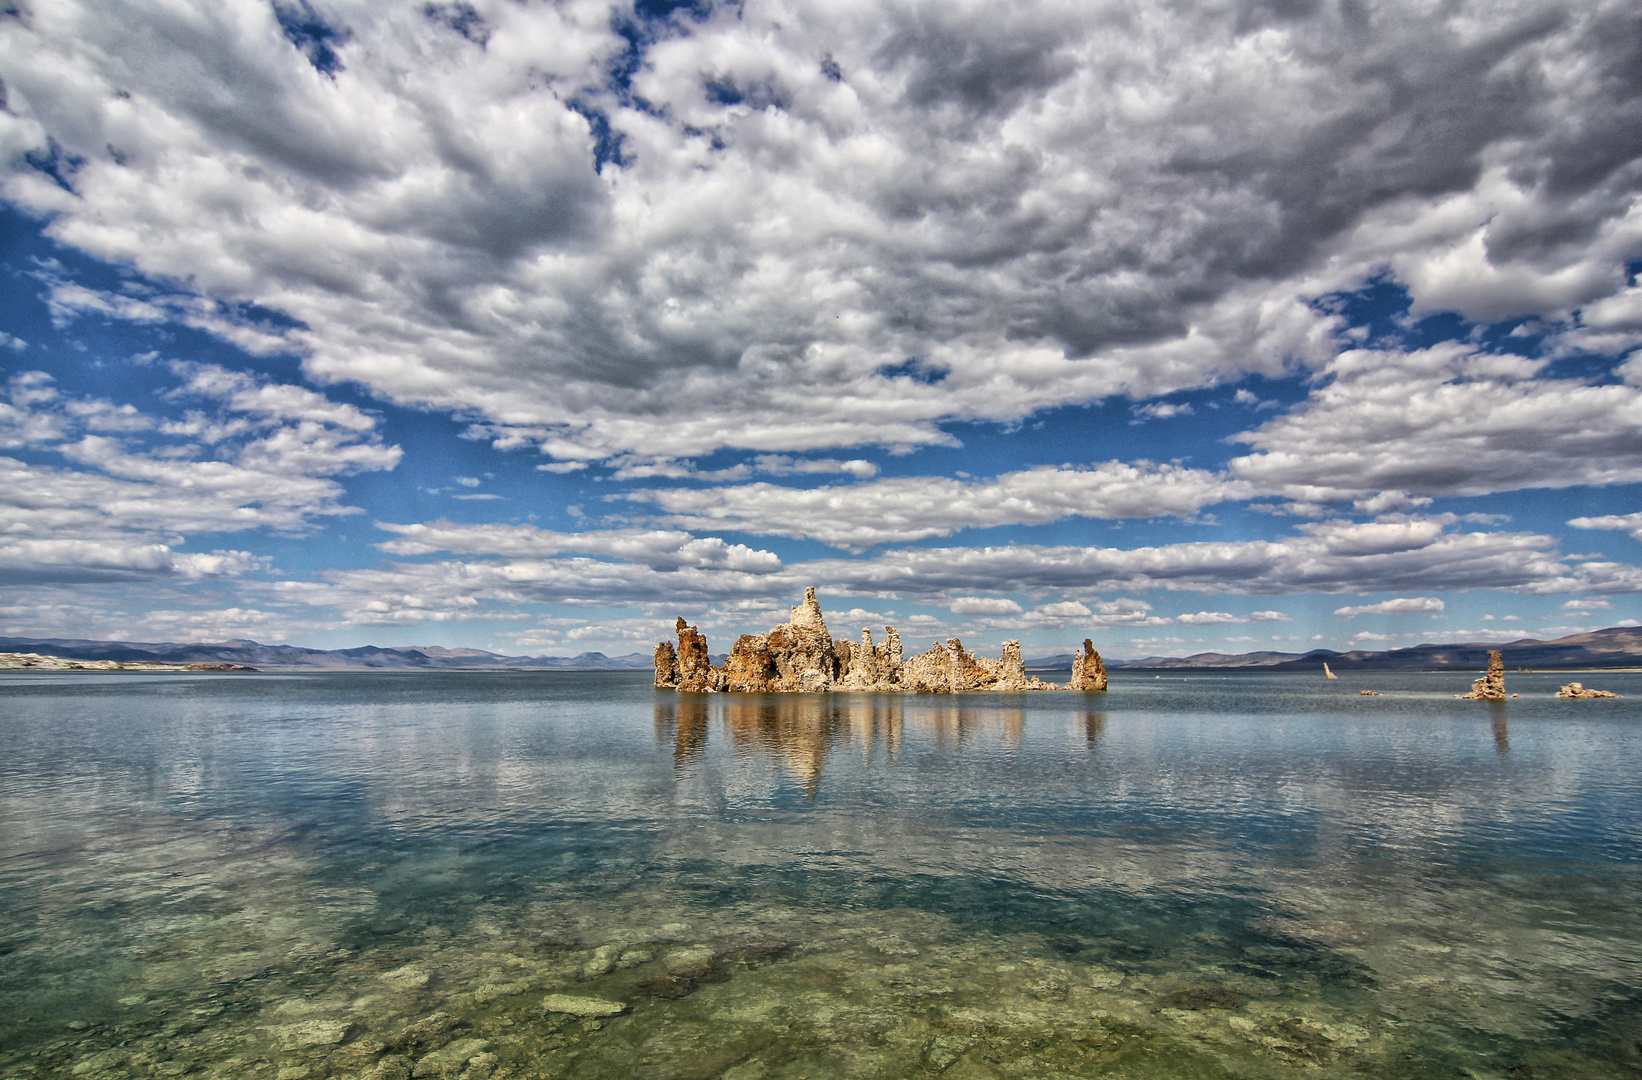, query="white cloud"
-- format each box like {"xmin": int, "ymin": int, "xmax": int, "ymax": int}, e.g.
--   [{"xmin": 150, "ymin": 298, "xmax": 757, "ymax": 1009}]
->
[
  {"xmin": 0, "ymin": 365, "xmax": 398, "ymax": 580},
  {"xmin": 5, "ymin": 0, "xmax": 1640, "ymax": 463},
  {"xmin": 1562, "ymin": 597, "xmax": 1613, "ymax": 611},
  {"xmin": 622, "ymin": 460, "xmax": 1250, "ymax": 549},
  {"xmin": 947, "ymin": 596, "xmax": 1023, "ymax": 615},
  {"xmin": 269, "ymin": 517, "xmax": 1642, "ymax": 631},
  {"xmin": 1231, "ymin": 345, "xmax": 1642, "ymax": 501},
  {"xmin": 0, "ymin": 588, "xmax": 345, "ymax": 642},
  {"xmin": 754, "ymin": 455, "xmax": 879, "ymax": 480},
  {"xmin": 1177, "ymin": 610, "xmax": 1293, "ymax": 624},
  {"xmin": 1131, "ymin": 402, "xmax": 1194, "ymax": 422},
  {"xmin": 1569, "ymin": 511, "xmax": 1642, "ymax": 541},
  {"xmin": 1333, "ymin": 596, "xmax": 1447, "ymax": 617},
  {"xmin": 373, "ymin": 520, "xmax": 783, "ymax": 573},
  {"xmin": 0, "ymin": 538, "xmax": 260, "ymax": 583}
]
